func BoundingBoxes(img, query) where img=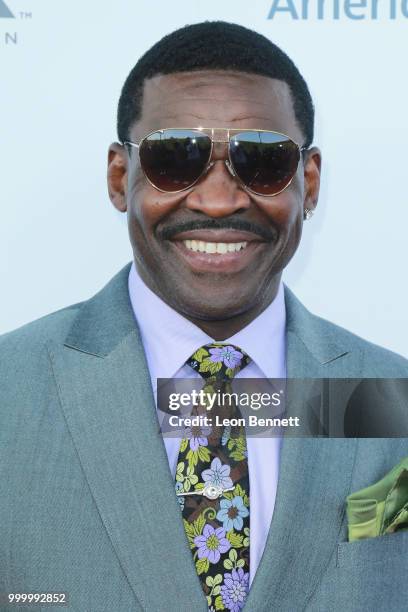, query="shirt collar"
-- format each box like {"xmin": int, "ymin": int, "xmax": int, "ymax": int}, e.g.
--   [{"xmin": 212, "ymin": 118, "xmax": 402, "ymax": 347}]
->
[{"xmin": 128, "ymin": 262, "xmax": 286, "ymax": 381}]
